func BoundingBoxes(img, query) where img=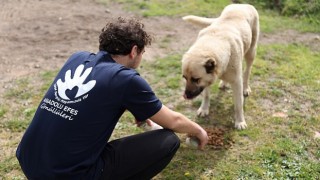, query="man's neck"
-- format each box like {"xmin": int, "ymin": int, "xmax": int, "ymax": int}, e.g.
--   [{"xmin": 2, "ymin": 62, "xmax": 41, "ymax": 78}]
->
[{"xmin": 111, "ymin": 54, "xmax": 129, "ymax": 67}]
